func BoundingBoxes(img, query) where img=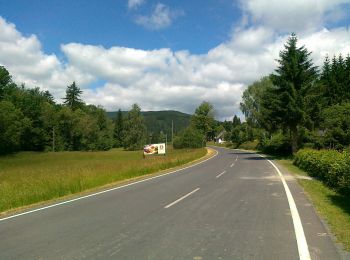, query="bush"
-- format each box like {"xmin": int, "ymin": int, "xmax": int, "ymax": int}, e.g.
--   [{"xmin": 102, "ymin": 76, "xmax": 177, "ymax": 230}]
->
[
  {"xmin": 173, "ymin": 127, "xmax": 205, "ymax": 149},
  {"xmin": 294, "ymin": 149, "xmax": 350, "ymax": 194},
  {"xmin": 238, "ymin": 140, "xmax": 259, "ymax": 150},
  {"xmin": 259, "ymin": 132, "xmax": 291, "ymax": 155}
]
